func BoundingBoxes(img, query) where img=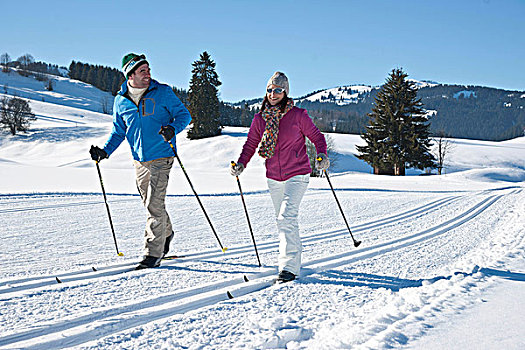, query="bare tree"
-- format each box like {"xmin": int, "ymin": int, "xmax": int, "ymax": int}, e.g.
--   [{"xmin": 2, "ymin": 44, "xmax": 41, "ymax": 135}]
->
[
  {"xmin": 101, "ymin": 95, "xmax": 112, "ymax": 114},
  {"xmin": 432, "ymin": 131, "xmax": 455, "ymax": 175},
  {"xmin": 15, "ymin": 54, "xmax": 35, "ymax": 77},
  {"xmin": 306, "ymin": 133, "xmax": 338, "ymax": 177},
  {"xmin": 1, "ymin": 53, "xmax": 10, "ymax": 72},
  {"xmin": 17, "ymin": 54, "xmax": 34, "ymax": 68},
  {"xmin": 0, "ymin": 96, "xmax": 36, "ymax": 135},
  {"xmin": 45, "ymin": 79, "xmax": 55, "ymax": 91}
]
